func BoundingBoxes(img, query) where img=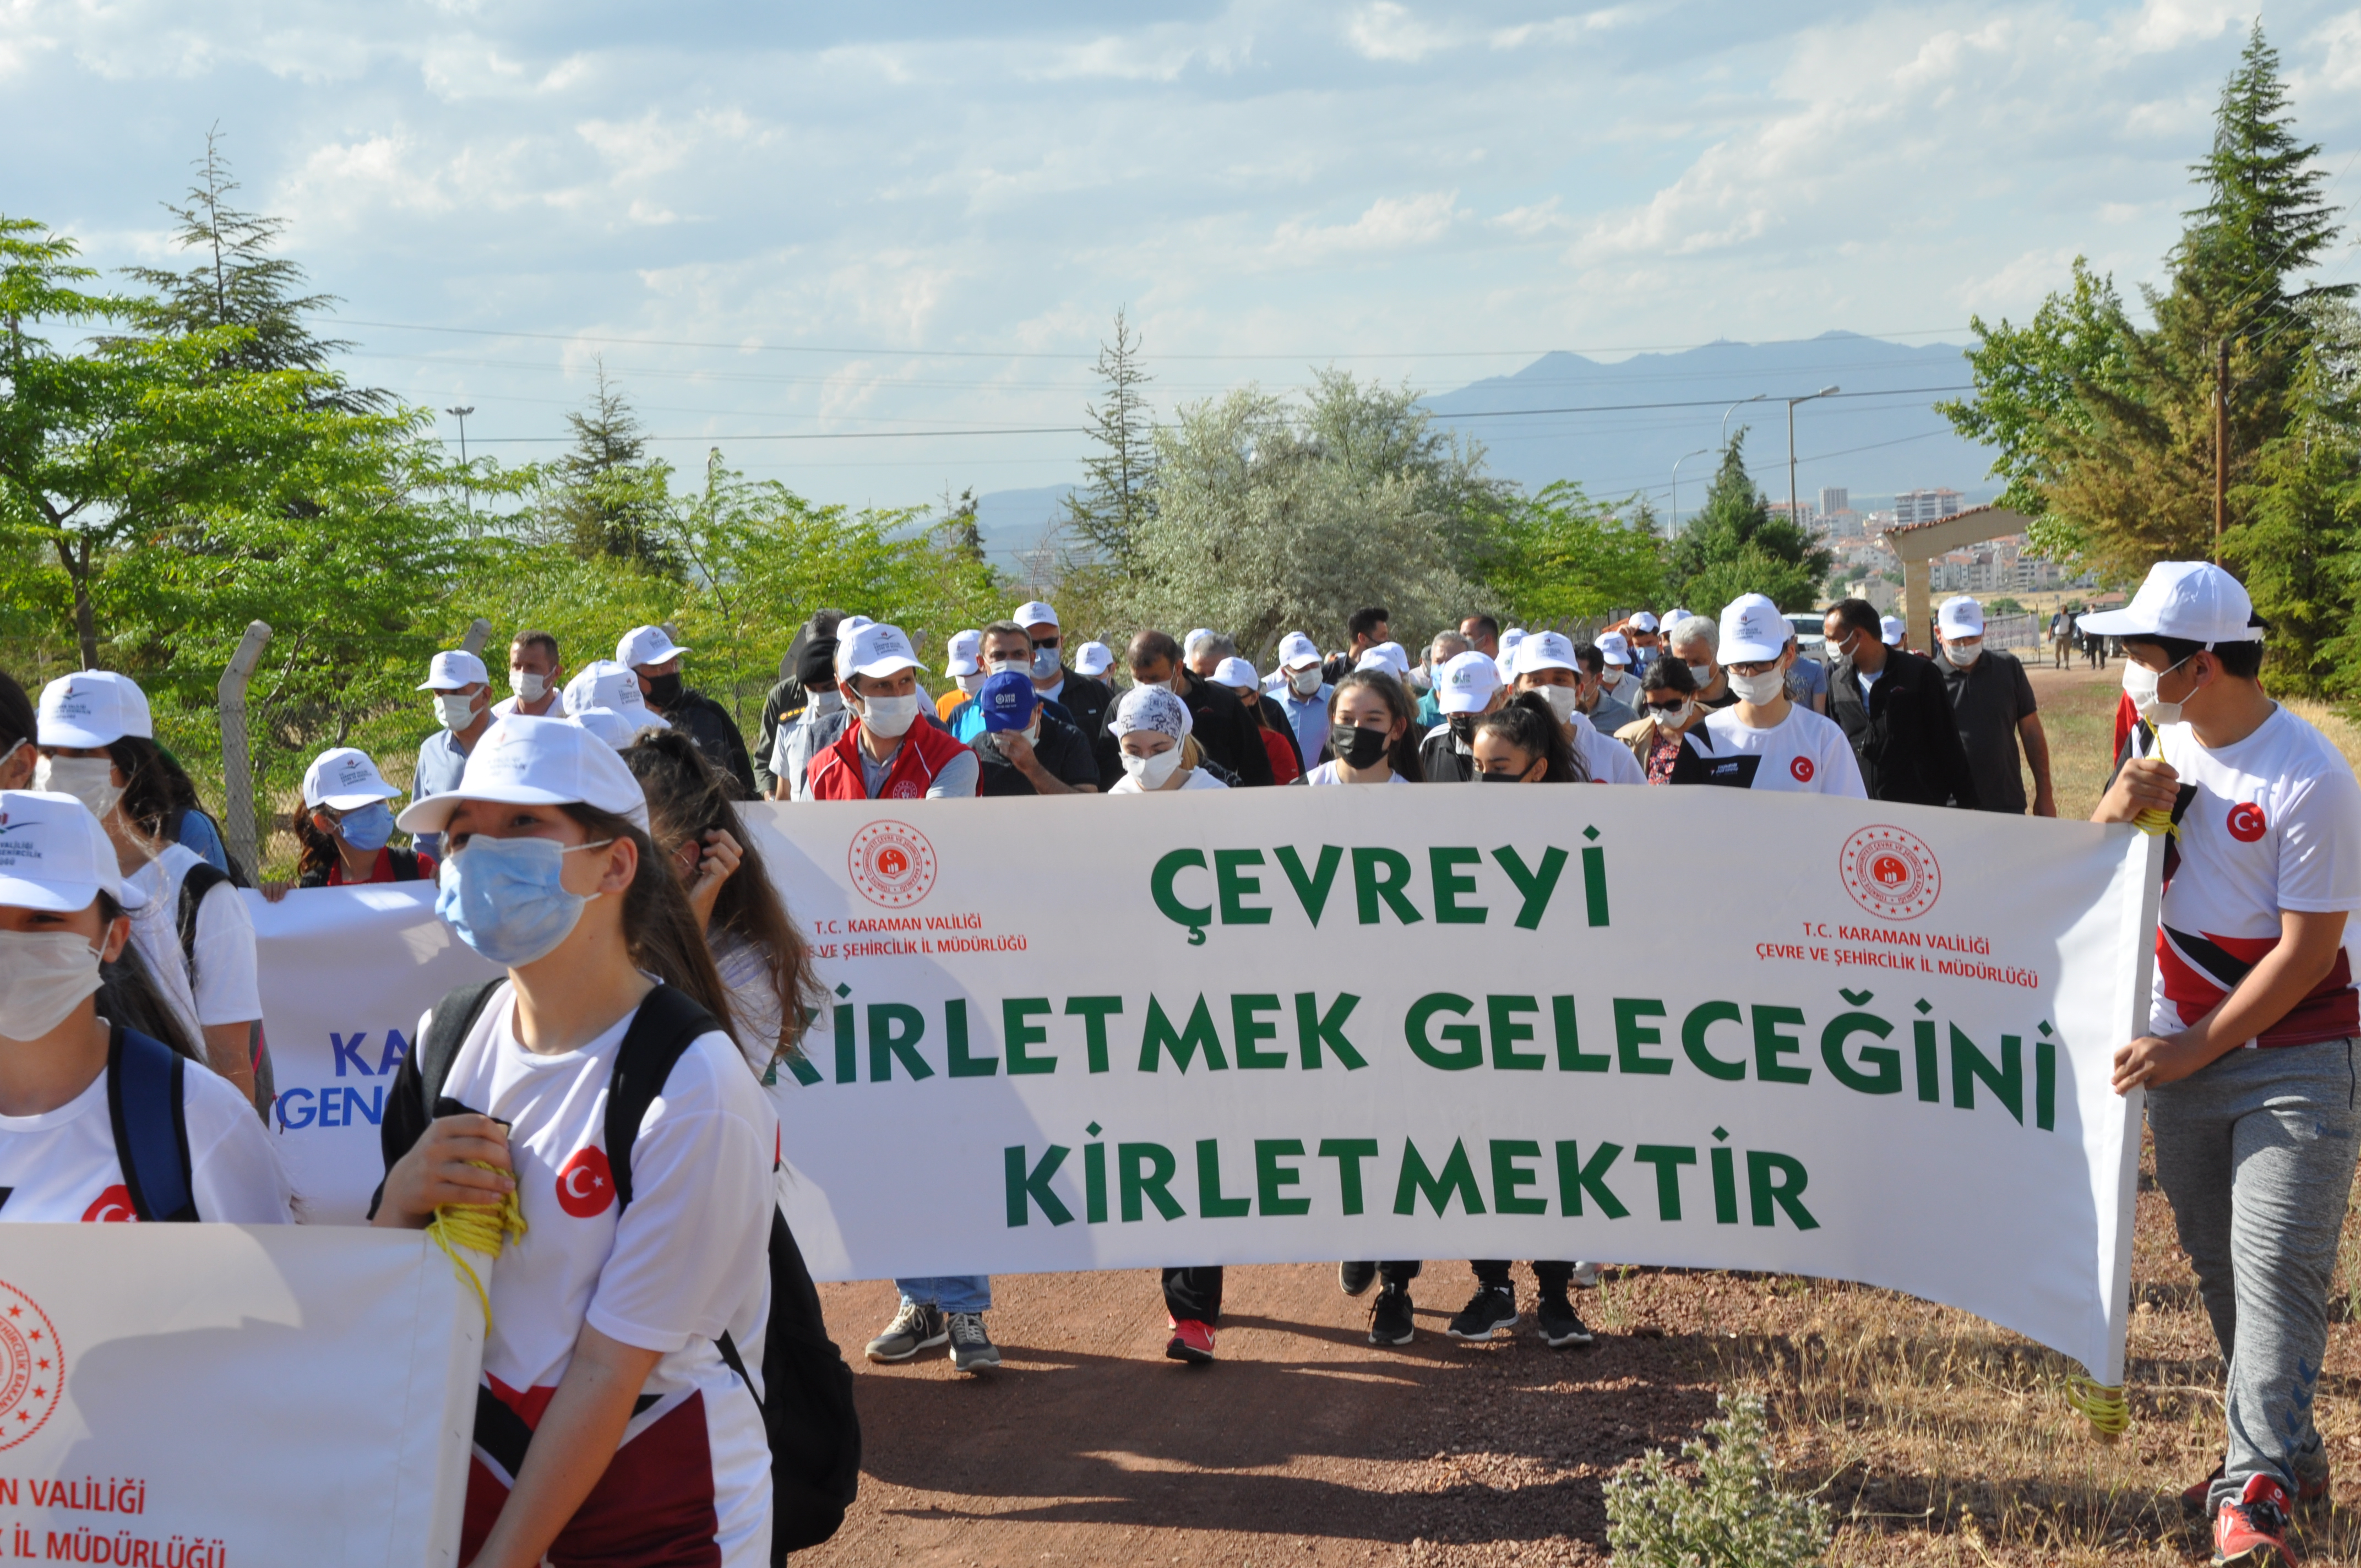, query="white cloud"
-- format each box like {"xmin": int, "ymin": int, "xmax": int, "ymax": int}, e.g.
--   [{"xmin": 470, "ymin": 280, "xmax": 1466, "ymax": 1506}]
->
[
  {"xmin": 1346, "ymin": 3, "xmax": 1454, "ymax": 63},
  {"xmin": 1491, "ymin": 196, "xmax": 1571, "ymax": 236},
  {"xmin": 2123, "ymin": 0, "xmax": 2242, "ymax": 53},
  {"xmin": 1274, "ymin": 191, "xmax": 1463, "ymax": 259},
  {"xmin": 2309, "ymin": 9, "xmax": 2361, "ymax": 92}
]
